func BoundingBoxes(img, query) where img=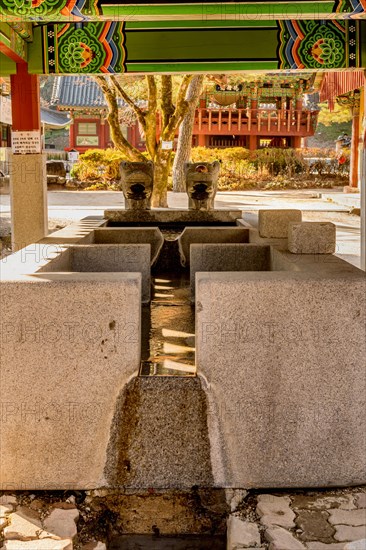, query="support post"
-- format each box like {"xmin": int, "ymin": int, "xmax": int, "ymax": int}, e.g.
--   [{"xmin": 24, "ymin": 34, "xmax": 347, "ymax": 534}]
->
[
  {"xmin": 350, "ymin": 108, "xmax": 360, "ymax": 188},
  {"xmin": 10, "ymin": 63, "xmax": 47, "ymax": 251},
  {"xmin": 198, "ymin": 134, "xmax": 206, "ymax": 147},
  {"xmin": 69, "ymin": 113, "xmax": 76, "ymax": 149},
  {"xmin": 293, "ymin": 136, "xmax": 301, "ymax": 148},
  {"xmin": 248, "ymin": 135, "xmax": 257, "ymax": 151},
  {"xmin": 99, "ymin": 117, "xmax": 106, "ymax": 149},
  {"xmin": 337, "ymin": 90, "xmax": 361, "ymax": 192}
]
